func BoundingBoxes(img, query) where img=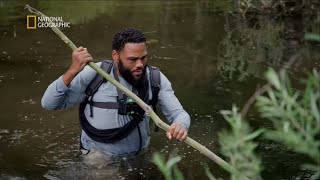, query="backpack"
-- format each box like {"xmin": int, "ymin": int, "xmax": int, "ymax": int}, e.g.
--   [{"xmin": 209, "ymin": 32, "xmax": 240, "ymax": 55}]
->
[{"xmin": 79, "ymin": 60, "xmax": 160, "ymax": 152}]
